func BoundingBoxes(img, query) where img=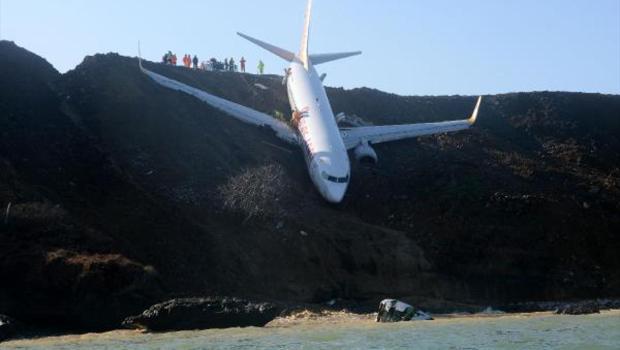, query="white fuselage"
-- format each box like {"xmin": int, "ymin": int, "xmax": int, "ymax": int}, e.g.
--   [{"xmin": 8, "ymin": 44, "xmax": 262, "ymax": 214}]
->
[{"xmin": 286, "ymin": 61, "xmax": 350, "ymax": 203}]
